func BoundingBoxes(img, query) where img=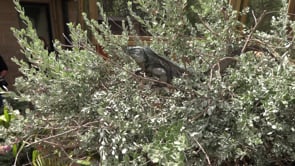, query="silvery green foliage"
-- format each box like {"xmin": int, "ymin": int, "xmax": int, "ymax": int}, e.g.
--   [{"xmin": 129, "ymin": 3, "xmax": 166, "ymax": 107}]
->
[{"xmin": 8, "ymin": 0, "xmax": 295, "ymax": 165}]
